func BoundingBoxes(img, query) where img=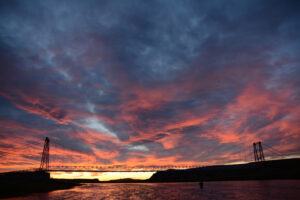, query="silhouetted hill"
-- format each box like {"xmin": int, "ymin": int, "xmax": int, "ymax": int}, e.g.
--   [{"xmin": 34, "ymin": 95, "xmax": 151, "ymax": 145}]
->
[
  {"xmin": 149, "ymin": 158, "xmax": 300, "ymax": 182},
  {"xmin": 0, "ymin": 171, "xmax": 79, "ymax": 198},
  {"xmin": 99, "ymin": 178, "xmax": 146, "ymax": 183}
]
